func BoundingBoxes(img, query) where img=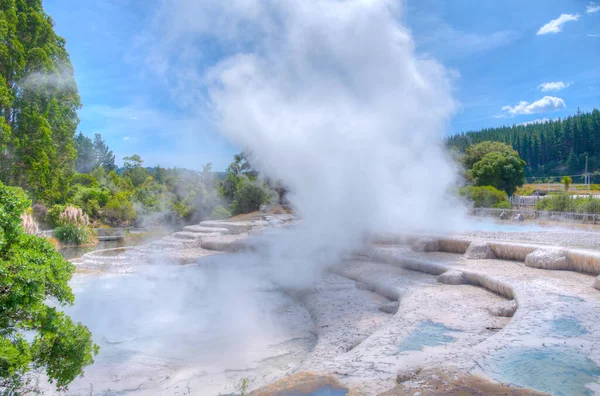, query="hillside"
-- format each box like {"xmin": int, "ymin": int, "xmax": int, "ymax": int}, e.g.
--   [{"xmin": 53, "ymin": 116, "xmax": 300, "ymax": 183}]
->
[{"xmin": 447, "ymin": 109, "xmax": 600, "ymax": 182}]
